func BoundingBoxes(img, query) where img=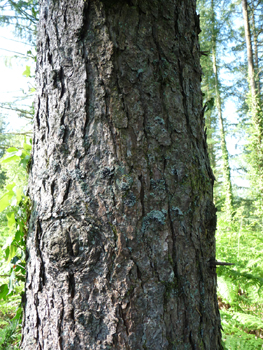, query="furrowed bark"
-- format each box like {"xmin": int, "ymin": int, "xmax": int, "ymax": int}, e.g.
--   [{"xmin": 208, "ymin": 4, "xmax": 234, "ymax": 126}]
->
[{"xmin": 21, "ymin": 0, "xmax": 222, "ymax": 349}]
